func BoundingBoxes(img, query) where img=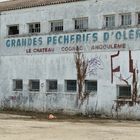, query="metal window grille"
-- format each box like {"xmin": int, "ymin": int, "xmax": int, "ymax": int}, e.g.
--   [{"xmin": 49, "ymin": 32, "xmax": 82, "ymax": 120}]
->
[
  {"xmin": 51, "ymin": 20, "xmax": 63, "ymax": 32},
  {"xmin": 75, "ymin": 18, "xmax": 88, "ymax": 30},
  {"xmin": 29, "ymin": 23, "xmax": 40, "ymax": 33}
]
